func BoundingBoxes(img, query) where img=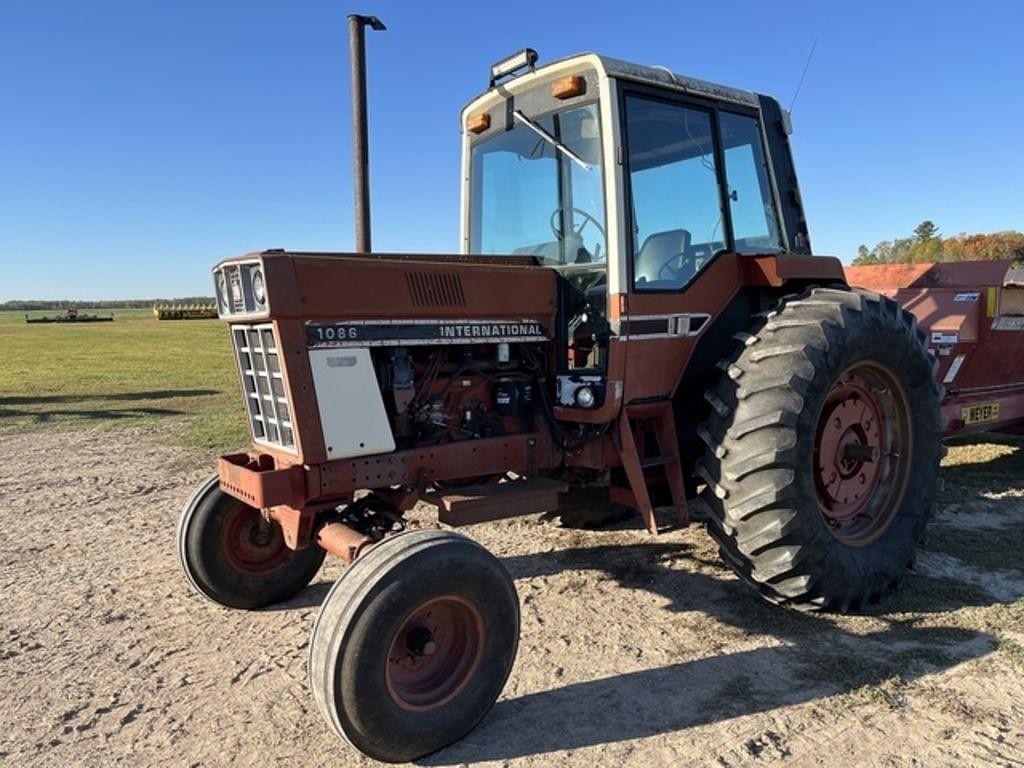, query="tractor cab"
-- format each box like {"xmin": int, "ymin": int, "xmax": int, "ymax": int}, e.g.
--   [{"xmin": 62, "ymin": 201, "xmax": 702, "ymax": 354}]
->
[{"xmin": 460, "ymin": 51, "xmax": 816, "ymax": 415}]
